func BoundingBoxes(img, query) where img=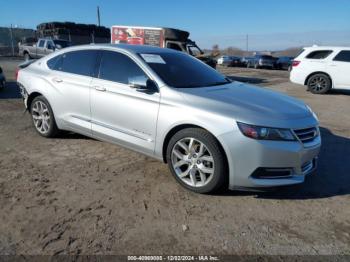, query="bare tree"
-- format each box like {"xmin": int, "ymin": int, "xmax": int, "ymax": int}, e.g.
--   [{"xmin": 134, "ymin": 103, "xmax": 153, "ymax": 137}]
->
[{"xmin": 211, "ymin": 44, "xmax": 220, "ymax": 57}]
